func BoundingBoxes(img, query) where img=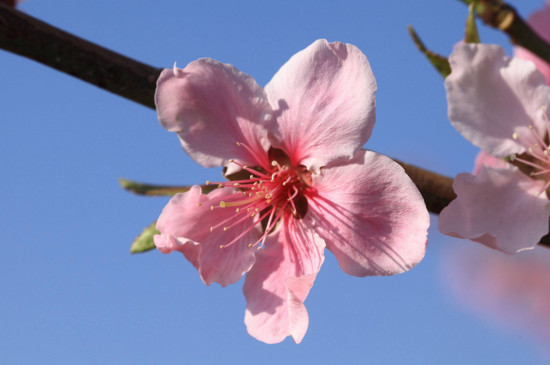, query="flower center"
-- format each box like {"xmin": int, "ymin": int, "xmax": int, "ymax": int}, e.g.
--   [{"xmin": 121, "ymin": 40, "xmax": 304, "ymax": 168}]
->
[
  {"xmin": 510, "ymin": 118, "xmax": 550, "ymax": 195},
  {"xmin": 206, "ymin": 147, "xmax": 312, "ymax": 249}
]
